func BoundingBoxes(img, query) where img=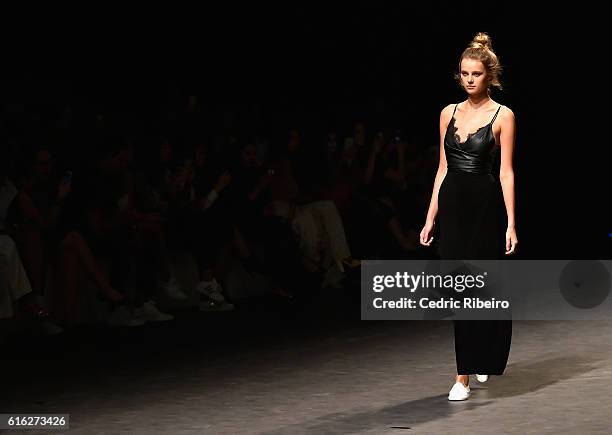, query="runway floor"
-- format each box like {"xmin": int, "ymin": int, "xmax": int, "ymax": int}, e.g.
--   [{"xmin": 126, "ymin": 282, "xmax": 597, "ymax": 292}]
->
[{"xmin": 2, "ymin": 293, "xmax": 612, "ymax": 434}]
